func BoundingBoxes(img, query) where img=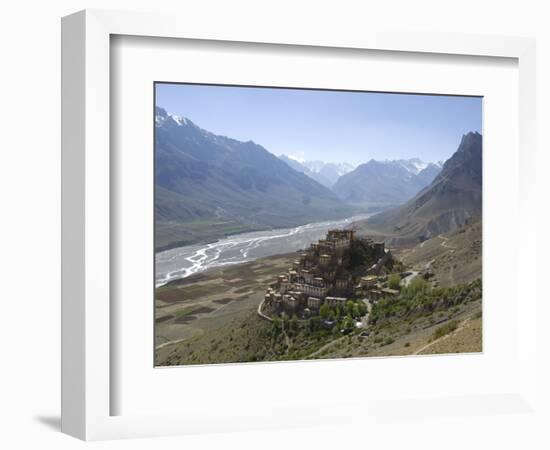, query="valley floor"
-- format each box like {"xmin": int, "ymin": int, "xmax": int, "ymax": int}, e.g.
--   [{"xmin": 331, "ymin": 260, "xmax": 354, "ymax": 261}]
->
[{"xmin": 155, "ymin": 220, "xmax": 483, "ymax": 366}]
